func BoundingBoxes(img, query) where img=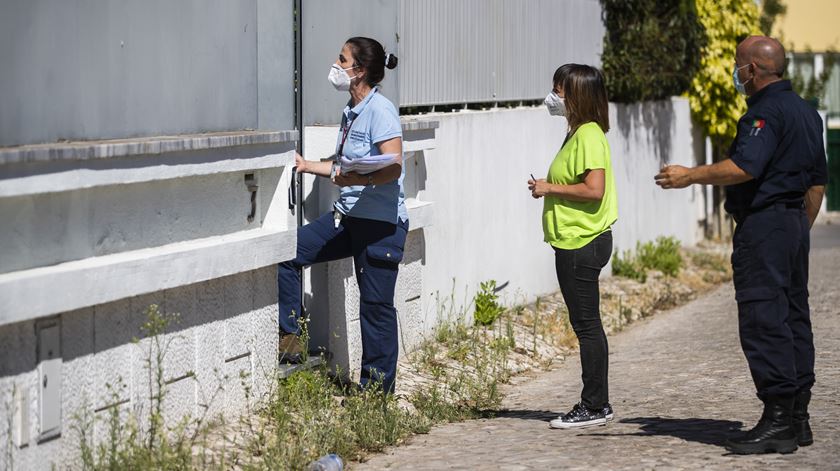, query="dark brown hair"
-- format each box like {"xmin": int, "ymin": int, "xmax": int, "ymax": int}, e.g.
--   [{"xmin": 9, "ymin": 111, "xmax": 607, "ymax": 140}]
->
[
  {"xmin": 562, "ymin": 64, "xmax": 610, "ymax": 134},
  {"xmin": 345, "ymin": 37, "xmax": 398, "ymax": 87},
  {"xmin": 552, "ymin": 63, "xmax": 577, "ymax": 92}
]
